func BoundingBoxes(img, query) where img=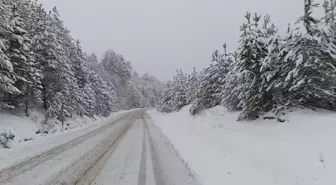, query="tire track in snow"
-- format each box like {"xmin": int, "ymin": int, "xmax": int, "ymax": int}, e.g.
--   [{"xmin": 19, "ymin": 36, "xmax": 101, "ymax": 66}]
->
[
  {"xmin": 137, "ymin": 122, "xmax": 147, "ymax": 185},
  {"xmin": 0, "ymin": 112, "xmax": 133, "ymax": 184},
  {"xmin": 145, "ymin": 119, "xmax": 166, "ymax": 185},
  {"xmin": 144, "ymin": 114, "xmax": 201, "ymax": 185},
  {"xmin": 45, "ymin": 111, "xmax": 140, "ymax": 185}
]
